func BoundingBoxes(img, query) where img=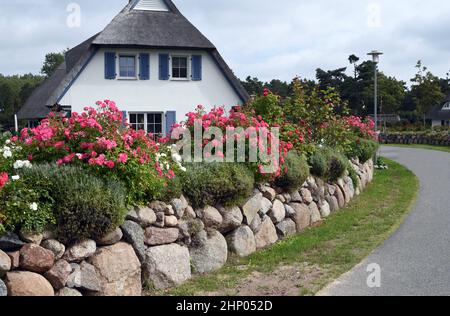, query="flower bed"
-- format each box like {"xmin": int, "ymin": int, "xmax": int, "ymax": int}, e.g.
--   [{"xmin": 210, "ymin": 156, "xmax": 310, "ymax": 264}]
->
[{"xmin": 0, "ymin": 83, "xmax": 379, "ymax": 296}]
